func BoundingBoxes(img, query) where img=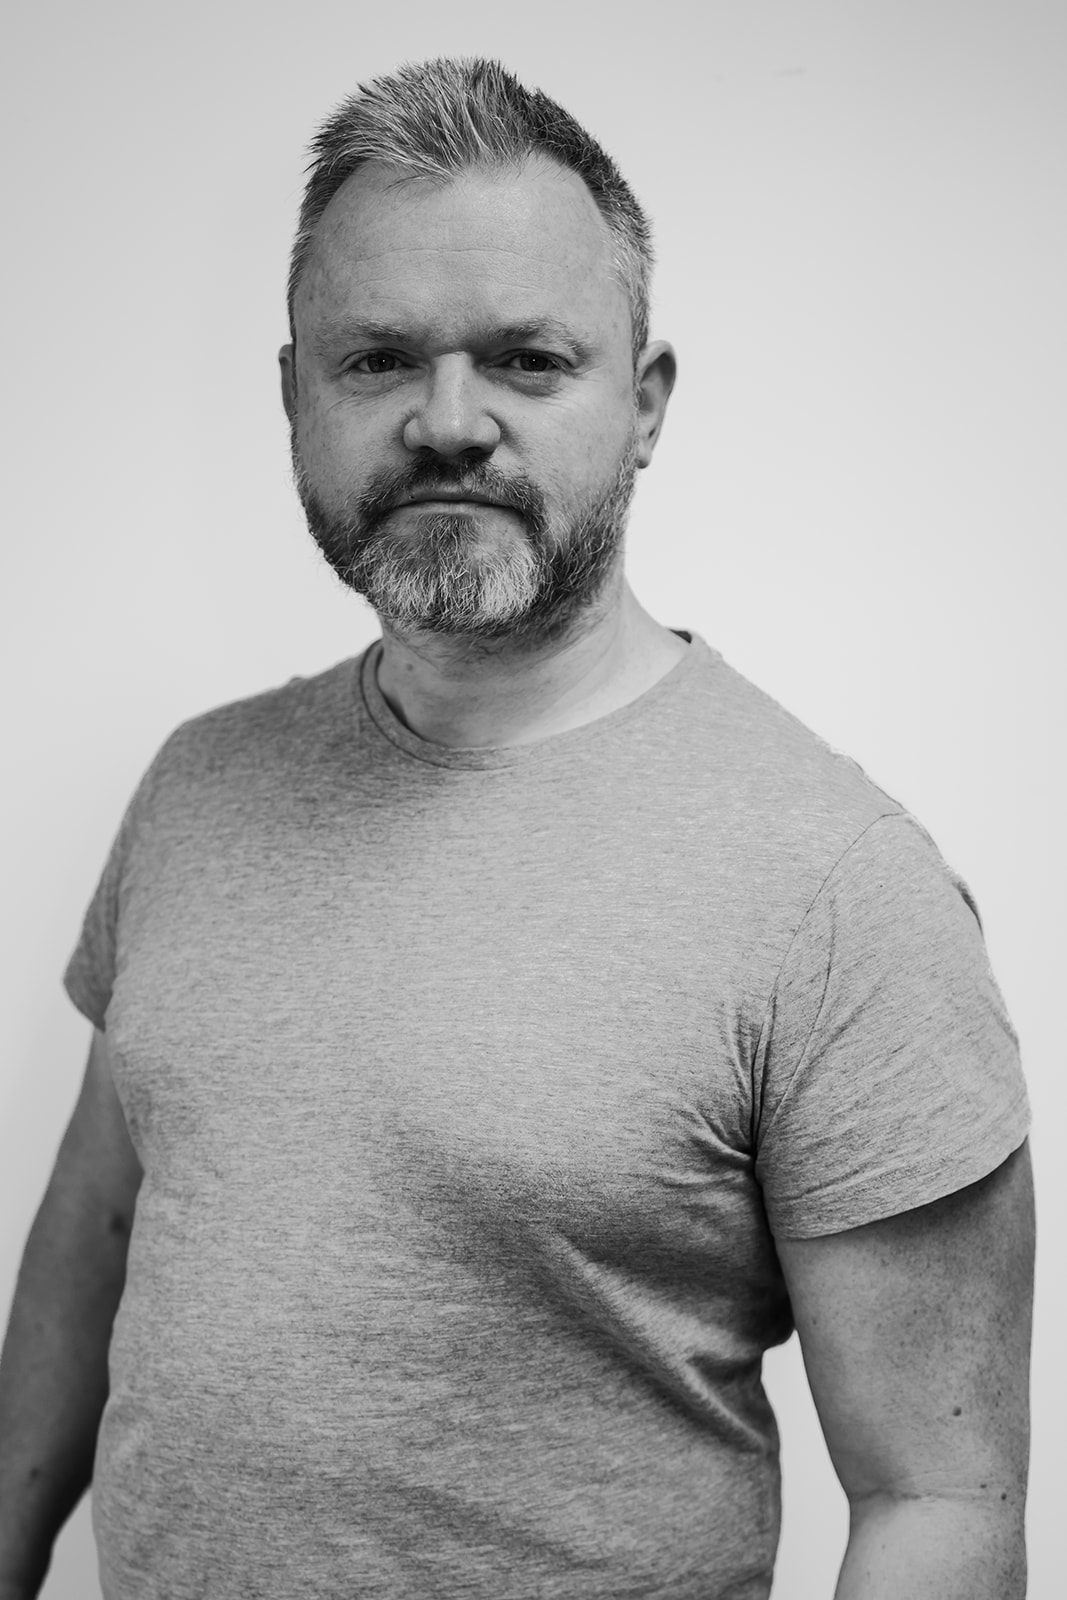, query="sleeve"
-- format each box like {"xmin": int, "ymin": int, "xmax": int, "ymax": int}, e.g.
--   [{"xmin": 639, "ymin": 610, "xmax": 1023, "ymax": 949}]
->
[
  {"xmin": 62, "ymin": 739, "xmax": 172, "ymax": 1032},
  {"xmin": 753, "ymin": 810, "xmax": 1031, "ymax": 1239}
]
